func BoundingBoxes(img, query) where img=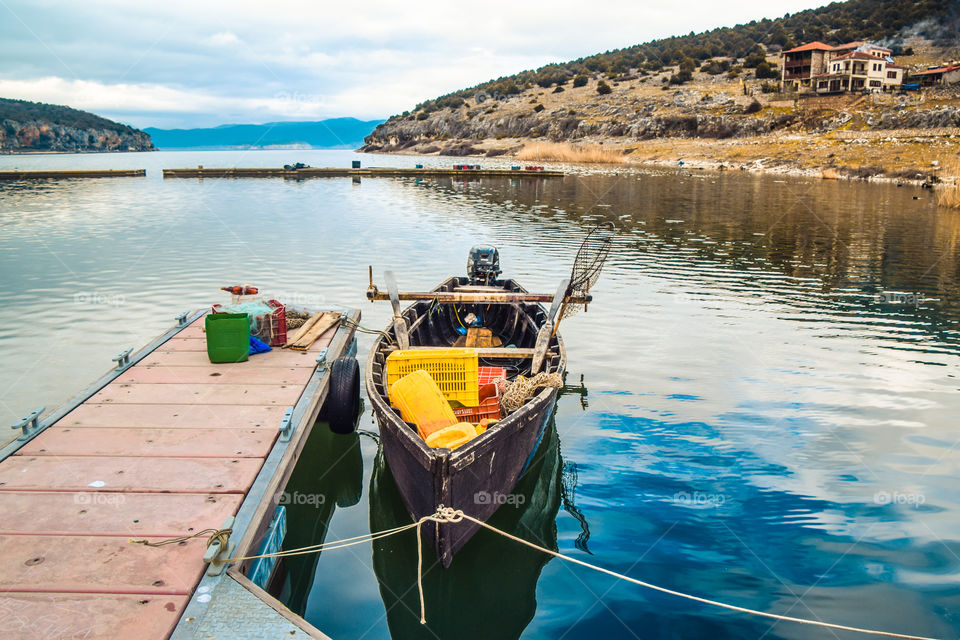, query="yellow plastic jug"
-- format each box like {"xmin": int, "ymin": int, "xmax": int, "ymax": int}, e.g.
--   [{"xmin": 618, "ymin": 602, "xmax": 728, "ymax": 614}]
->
[
  {"xmin": 425, "ymin": 423, "xmax": 480, "ymax": 450},
  {"xmin": 390, "ymin": 370, "xmax": 458, "ymax": 439}
]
